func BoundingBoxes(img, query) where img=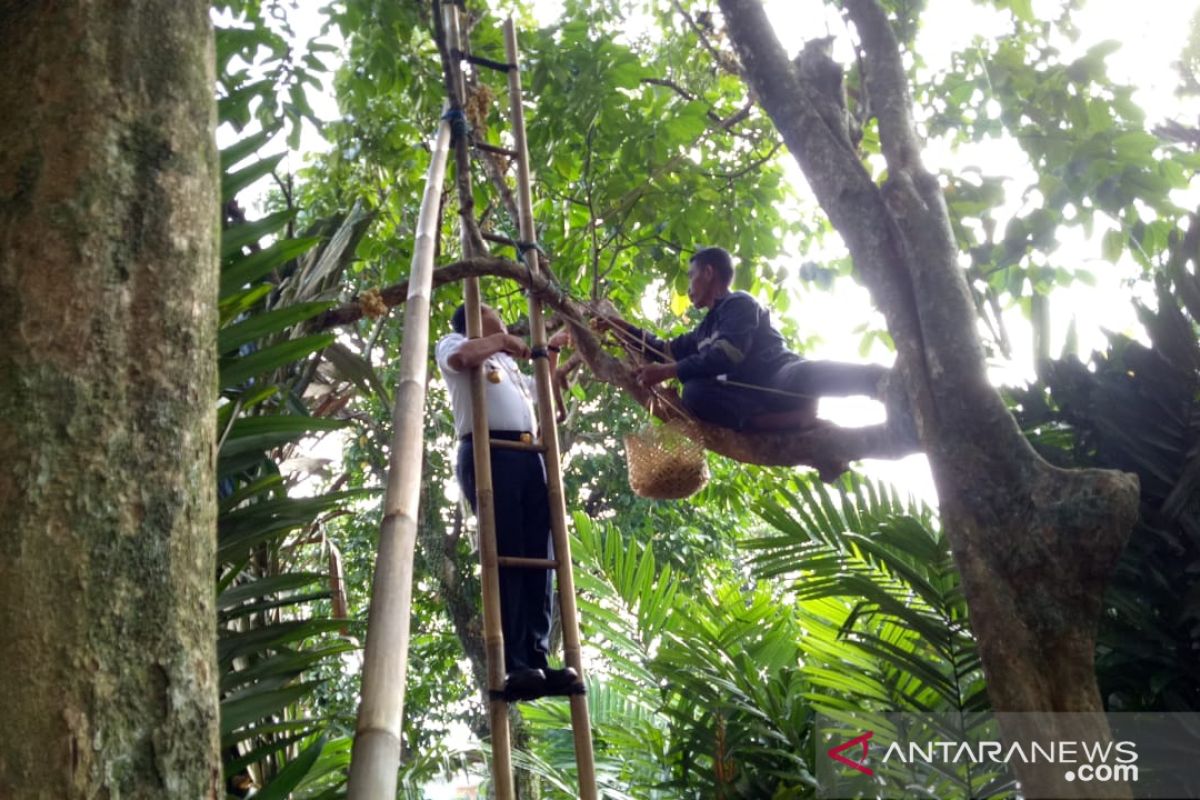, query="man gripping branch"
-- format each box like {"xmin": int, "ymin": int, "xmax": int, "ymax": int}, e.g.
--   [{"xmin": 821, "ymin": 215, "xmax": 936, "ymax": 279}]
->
[{"xmin": 596, "ymin": 246, "xmax": 913, "ymax": 436}]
